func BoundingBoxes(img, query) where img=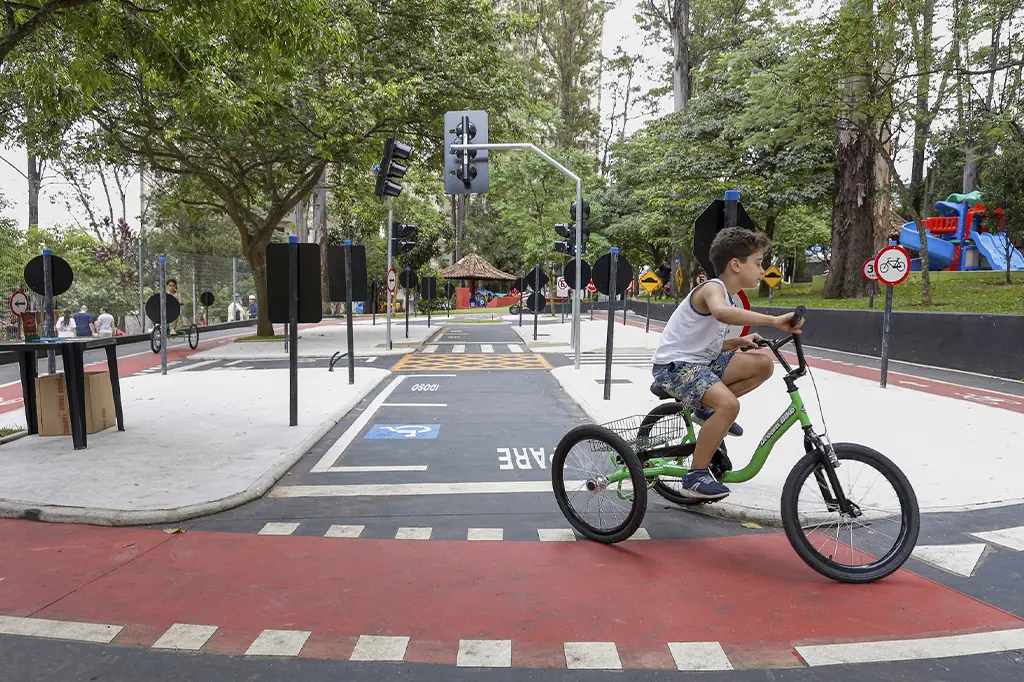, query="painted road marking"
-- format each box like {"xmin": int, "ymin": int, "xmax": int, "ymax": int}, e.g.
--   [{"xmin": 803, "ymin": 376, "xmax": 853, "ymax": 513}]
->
[
  {"xmin": 507, "ymin": 344, "xmax": 524, "ymax": 353},
  {"xmin": 467, "ymin": 528, "xmax": 504, "ymax": 541},
  {"xmin": 392, "ymin": 354, "xmax": 552, "ymax": 371},
  {"xmin": 629, "ymin": 528, "xmax": 651, "ymax": 541},
  {"xmin": 152, "ymin": 623, "xmax": 219, "ymax": 650},
  {"xmin": 245, "ymin": 629, "xmax": 311, "ymax": 656},
  {"xmin": 0, "ymin": 615, "xmax": 122, "ymax": 644},
  {"xmin": 395, "ymin": 527, "xmax": 432, "ymax": 540},
  {"xmin": 179, "ymin": 359, "xmax": 218, "ymax": 372},
  {"xmin": 350, "ymin": 635, "xmax": 410, "ymax": 661},
  {"xmin": 258, "ymin": 522, "xmax": 300, "ymax": 536},
  {"xmin": 332, "ymin": 465, "xmax": 428, "ymax": 473},
  {"xmin": 364, "ymin": 424, "xmax": 440, "ymax": 439},
  {"xmin": 226, "ymin": 360, "xmax": 243, "ymax": 366},
  {"xmin": 972, "ymin": 525, "xmax": 1024, "ymax": 551},
  {"xmin": 457, "ymin": 639, "xmax": 512, "ymax": 667},
  {"xmin": 897, "ymin": 380, "xmax": 930, "ymax": 388},
  {"xmin": 324, "ymin": 524, "xmax": 365, "ymax": 538},
  {"xmin": 911, "ymin": 544, "xmax": 987, "ymax": 577},
  {"xmin": 364, "ymin": 356, "xmax": 378, "ymax": 363},
  {"xmin": 310, "ymin": 376, "xmax": 407, "ymax": 472},
  {"xmin": 423, "ymin": 345, "xmax": 438, "ymax": 353},
  {"xmin": 538, "ymin": 529, "xmax": 577, "ymax": 542},
  {"xmin": 564, "ymin": 642, "xmax": 621, "ymax": 670},
  {"xmin": 453, "ymin": 344, "xmax": 465, "ymax": 353},
  {"xmin": 796, "ymin": 627, "xmax": 1024, "ymax": 666},
  {"xmin": 480, "ymin": 344, "xmax": 494, "ymax": 353},
  {"xmin": 269, "ymin": 481, "xmax": 582, "ymax": 498},
  {"xmin": 667, "ymin": 642, "xmax": 733, "ymax": 671},
  {"xmin": 382, "ymin": 403, "xmax": 448, "ymax": 407}
]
